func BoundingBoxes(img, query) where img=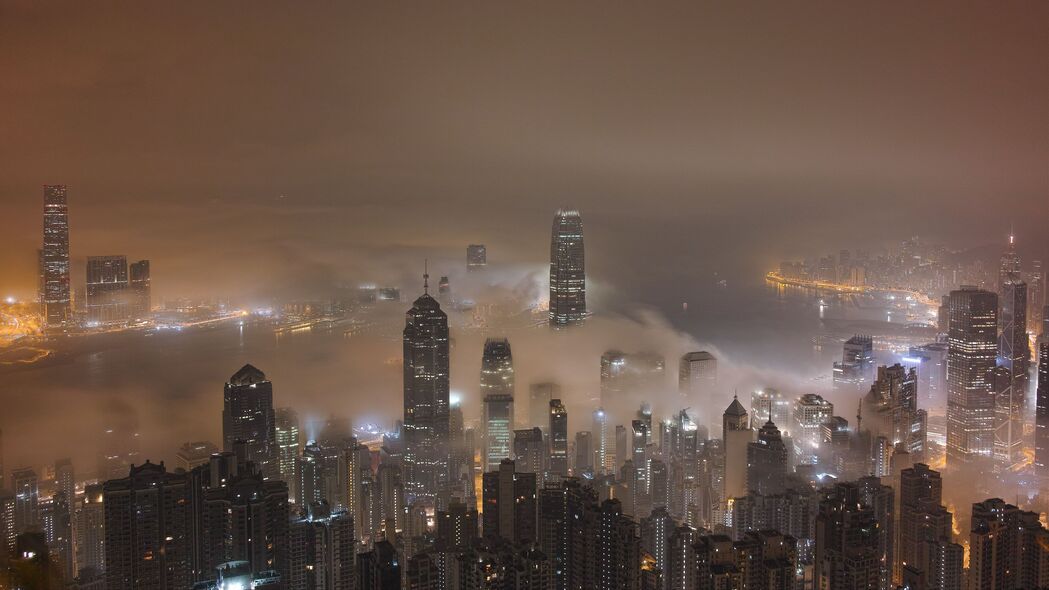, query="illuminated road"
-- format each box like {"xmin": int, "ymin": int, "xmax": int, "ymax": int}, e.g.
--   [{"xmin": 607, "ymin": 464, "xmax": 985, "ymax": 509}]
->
[{"xmin": 765, "ymin": 271, "xmax": 939, "ymax": 307}]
